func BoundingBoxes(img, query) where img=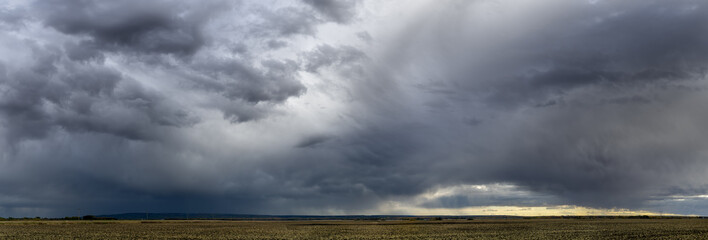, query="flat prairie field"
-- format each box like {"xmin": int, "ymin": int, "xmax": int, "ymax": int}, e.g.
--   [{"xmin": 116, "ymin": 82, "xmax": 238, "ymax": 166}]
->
[{"xmin": 2, "ymin": 219, "xmax": 708, "ymax": 239}]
